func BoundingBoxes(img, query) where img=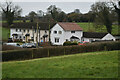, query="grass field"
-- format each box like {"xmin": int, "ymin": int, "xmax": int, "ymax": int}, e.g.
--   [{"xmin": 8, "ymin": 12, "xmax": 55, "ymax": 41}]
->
[
  {"xmin": 0, "ymin": 27, "xmax": 10, "ymax": 41},
  {"xmin": 2, "ymin": 50, "xmax": 119, "ymax": 78},
  {"xmin": 77, "ymin": 23, "xmax": 119, "ymax": 35}
]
